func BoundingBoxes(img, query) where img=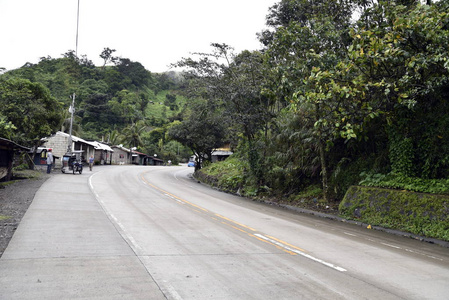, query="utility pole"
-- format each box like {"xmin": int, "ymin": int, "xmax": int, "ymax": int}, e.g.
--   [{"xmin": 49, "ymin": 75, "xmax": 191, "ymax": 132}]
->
[
  {"xmin": 66, "ymin": 93, "xmax": 76, "ymax": 155},
  {"xmin": 66, "ymin": 0, "xmax": 80, "ymax": 155}
]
